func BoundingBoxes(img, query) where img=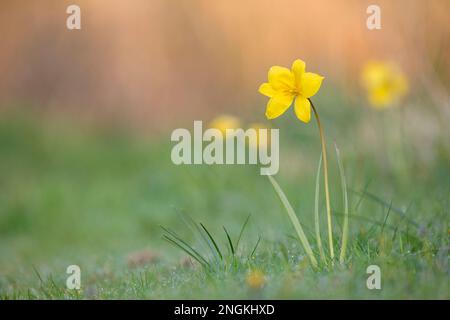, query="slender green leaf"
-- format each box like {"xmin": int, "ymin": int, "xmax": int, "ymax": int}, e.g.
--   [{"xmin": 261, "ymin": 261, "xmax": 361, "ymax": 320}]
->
[
  {"xmin": 181, "ymin": 214, "xmax": 220, "ymax": 263},
  {"xmin": 163, "ymin": 235, "xmax": 209, "ymax": 268},
  {"xmin": 223, "ymin": 226, "xmax": 235, "ymax": 255},
  {"xmin": 160, "ymin": 226, "xmax": 210, "ymax": 266},
  {"xmin": 200, "ymin": 223, "xmax": 223, "ymax": 260},
  {"xmin": 267, "ymin": 175, "xmax": 318, "ymax": 268},
  {"xmin": 350, "ymin": 189, "xmax": 418, "ymax": 227},
  {"xmin": 250, "ymin": 236, "xmax": 261, "ymax": 258},
  {"xmin": 235, "ymin": 214, "xmax": 251, "ymax": 252}
]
